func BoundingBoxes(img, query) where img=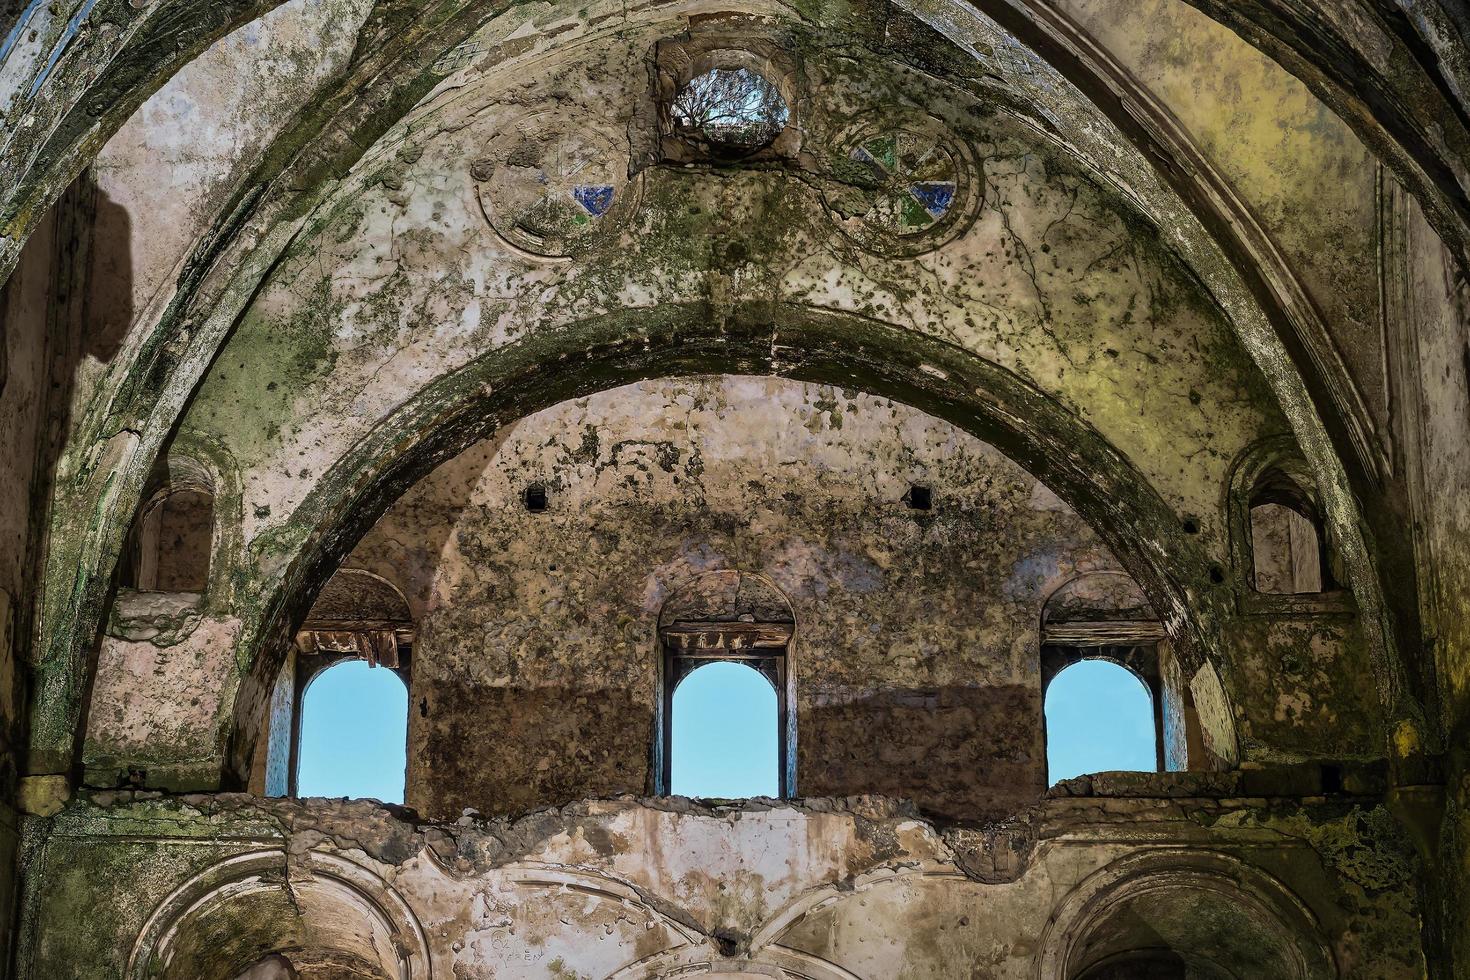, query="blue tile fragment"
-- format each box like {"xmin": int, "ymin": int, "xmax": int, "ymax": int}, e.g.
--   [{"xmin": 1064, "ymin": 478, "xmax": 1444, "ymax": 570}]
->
[
  {"xmin": 573, "ymin": 185, "xmax": 616, "ymax": 217},
  {"xmin": 908, "ymin": 182, "xmax": 956, "ymax": 218}
]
